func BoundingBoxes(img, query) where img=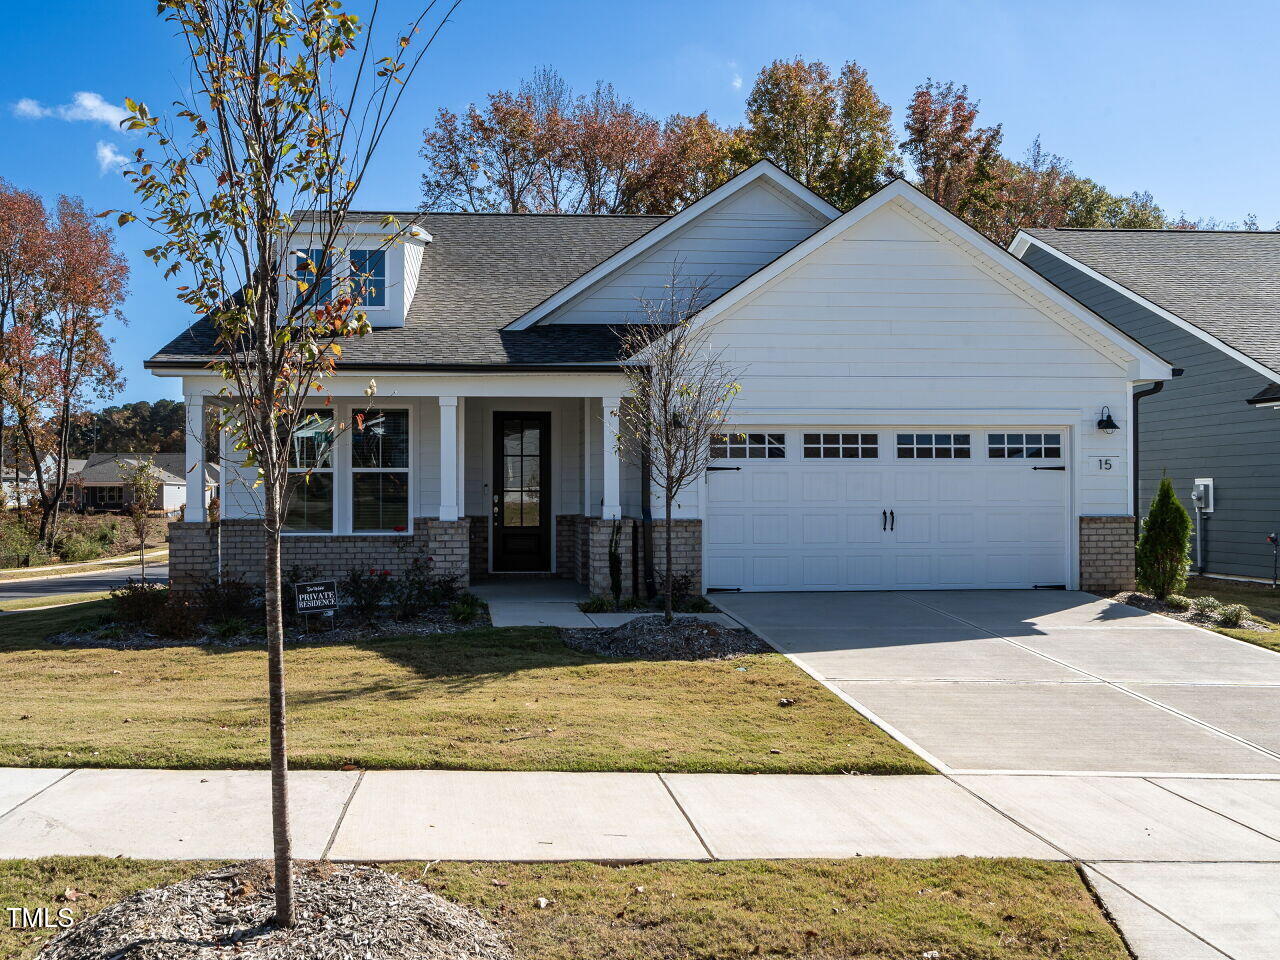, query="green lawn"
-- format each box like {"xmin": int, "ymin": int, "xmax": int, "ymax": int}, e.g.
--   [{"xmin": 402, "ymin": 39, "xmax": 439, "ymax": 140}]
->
[
  {"xmin": 1185, "ymin": 576, "xmax": 1280, "ymax": 652},
  {"xmin": 0, "ymin": 601, "xmax": 929, "ymax": 774},
  {"xmin": 0, "ymin": 591, "xmax": 112, "ymax": 612},
  {"xmin": 0, "ymin": 858, "xmax": 1128, "ymax": 960}
]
